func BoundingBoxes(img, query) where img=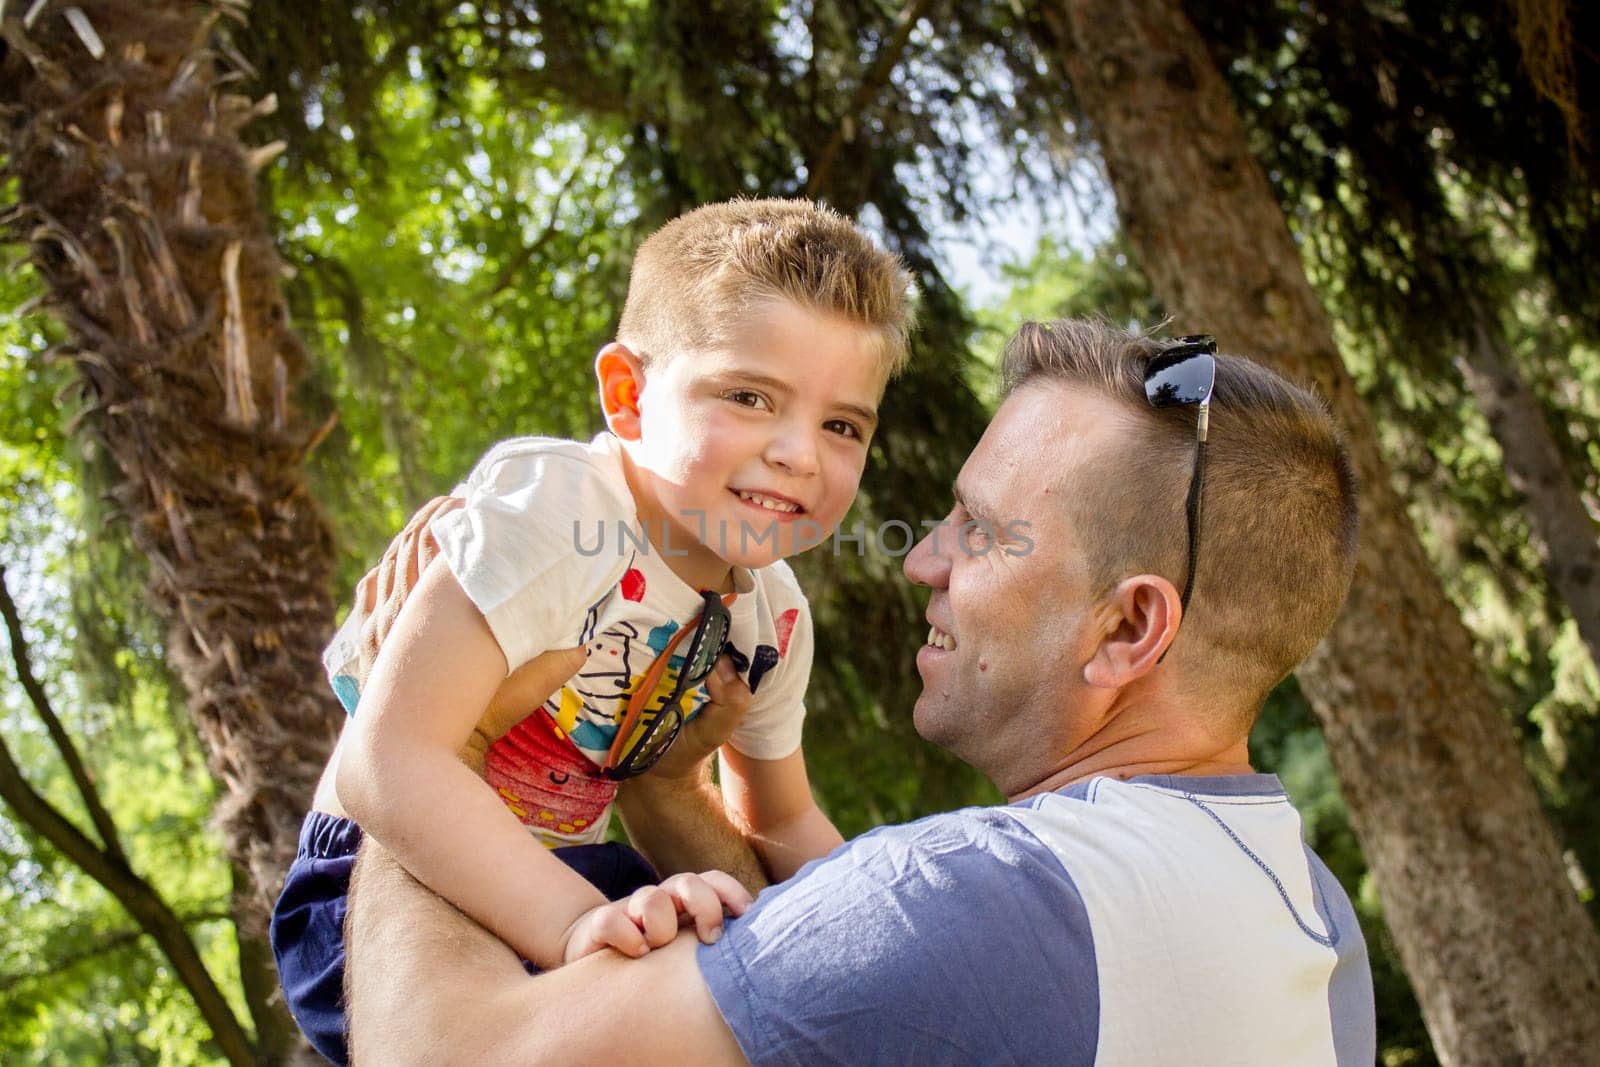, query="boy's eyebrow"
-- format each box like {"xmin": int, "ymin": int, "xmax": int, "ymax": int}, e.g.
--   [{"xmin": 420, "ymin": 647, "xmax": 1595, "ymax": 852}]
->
[{"xmin": 719, "ymin": 370, "xmax": 880, "ymax": 431}]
